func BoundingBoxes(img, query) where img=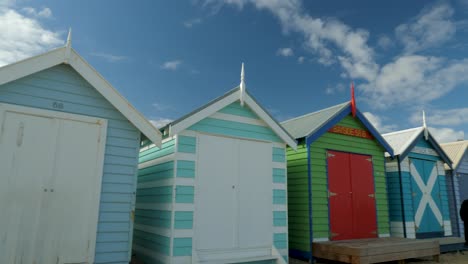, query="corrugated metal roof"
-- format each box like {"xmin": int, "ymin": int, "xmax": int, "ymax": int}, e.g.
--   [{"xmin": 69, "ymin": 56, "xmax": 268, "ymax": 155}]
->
[
  {"xmin": 281, "ymin": 102, "xmax": 350, "ymax": 139},
  {"xmin": 382, "ymin": 127, "xmax": 424, "ymax": 157},
  {"xmin": 440, "ymin": 140, "xmax": 468, "ymax": 170}
]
